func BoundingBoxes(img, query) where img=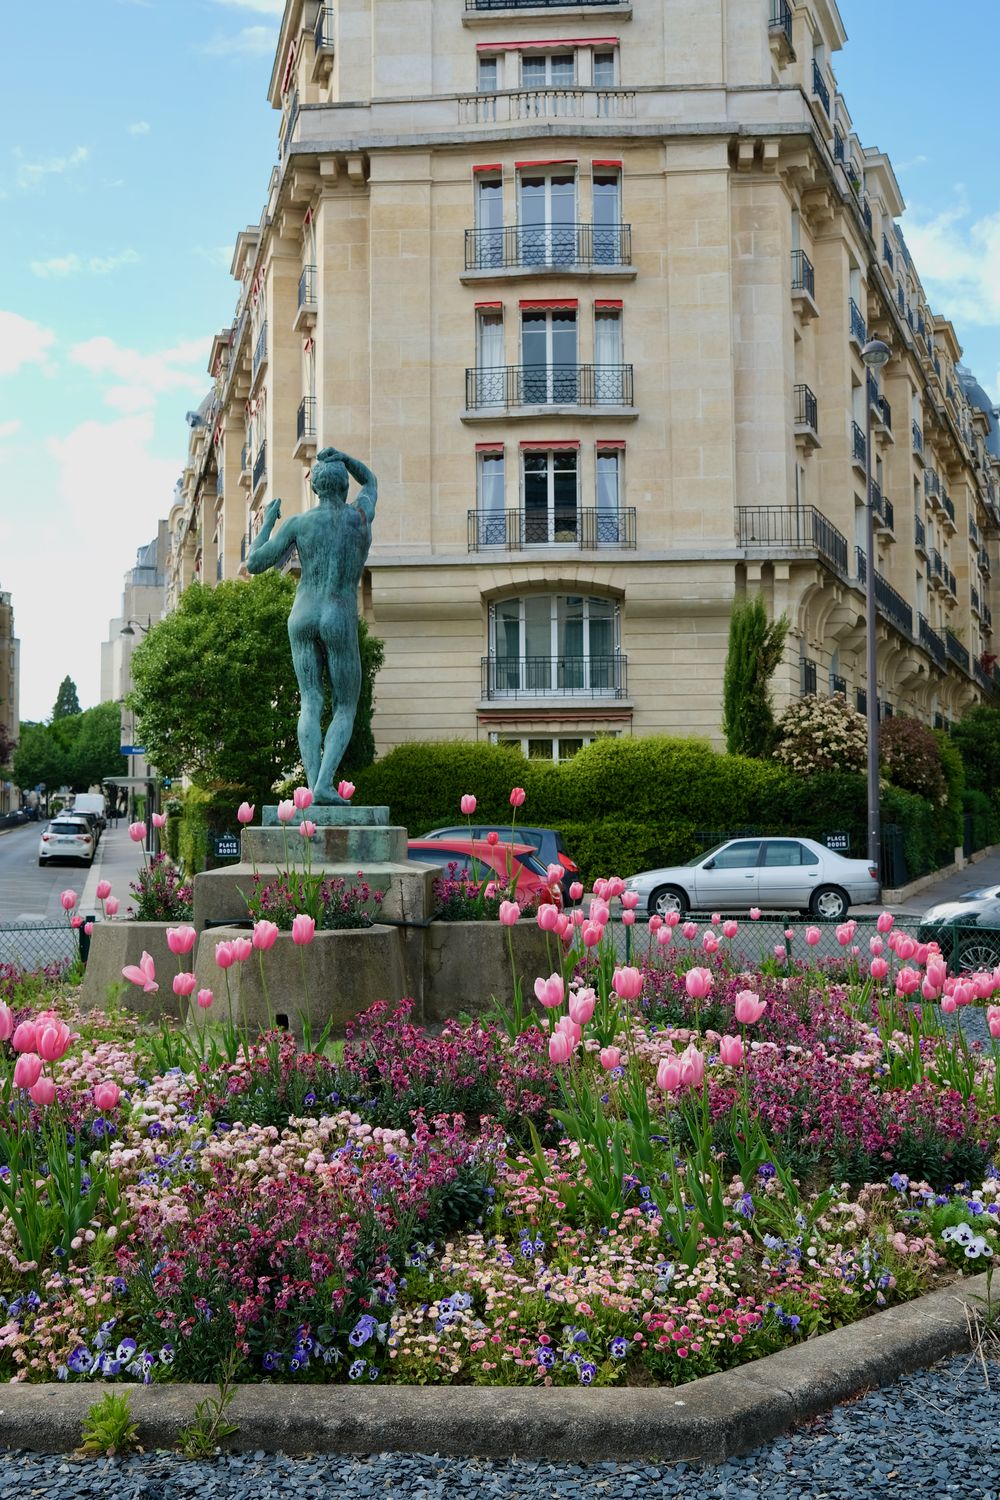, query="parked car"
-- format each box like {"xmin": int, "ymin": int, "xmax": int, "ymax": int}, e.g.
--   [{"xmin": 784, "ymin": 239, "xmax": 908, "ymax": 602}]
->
[
  {"xmin": 69, "ymin": 809, "xmax": 102, "ymax": 844},
  {"xmin": 419, "ymin": 825, "xmax": 579, "ymax": 897},
  {"xmin": 622, "ymin": 836, "xmax": 879, "ymax": 920},
  {"xmin": 38, "ymin": 818, "xmax": 96, "ymax": 868},
  {"xmin": 917, "ymin": 887, "xmax": 1000, "ymax": 971},
  {"xmin": 71, "ymin": 793, "xmax": 107, "ymax": 833},
  {"xmin": 408, "ymin": 838, "xmax": 561, "ymax": 905}
]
